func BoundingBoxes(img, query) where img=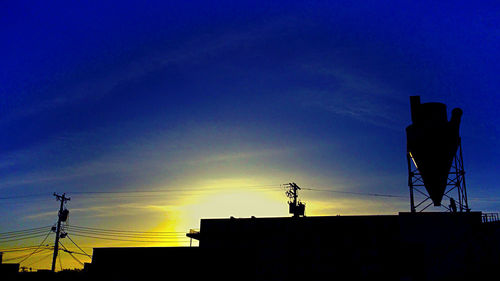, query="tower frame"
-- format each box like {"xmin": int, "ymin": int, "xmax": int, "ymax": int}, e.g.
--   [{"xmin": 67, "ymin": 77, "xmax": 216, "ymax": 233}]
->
[{"xmin": 408, "ymin": 138, "xmax": 469, "ymax": 212}]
